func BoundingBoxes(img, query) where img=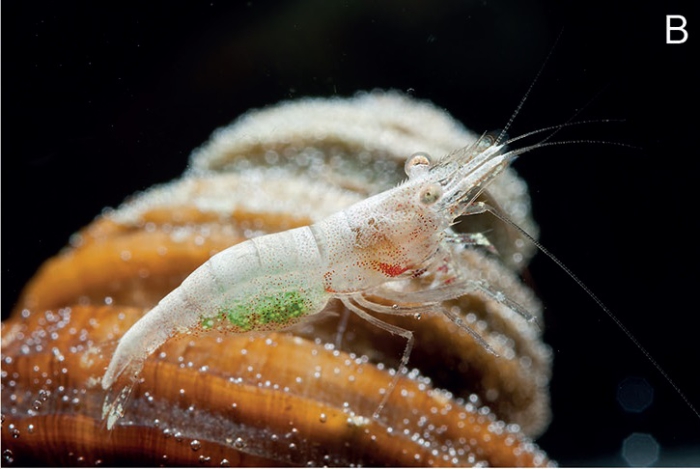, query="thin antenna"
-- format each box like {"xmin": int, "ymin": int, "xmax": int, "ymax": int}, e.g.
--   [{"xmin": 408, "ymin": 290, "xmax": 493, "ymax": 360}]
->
[
  {"xmin": 474, "ymin": 201, "xmax": 700, "ymax": 421},
  {"xmin": 500, "ymin": 139, "xmax": 640, "ymax": 162},
  {"xmin": 496, "ymin": 28, "xmax": 565, "ymax": 146},
  {"xmin": 503, "ymin": 118, "xmax": 625, "ymax": 148}
]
